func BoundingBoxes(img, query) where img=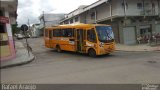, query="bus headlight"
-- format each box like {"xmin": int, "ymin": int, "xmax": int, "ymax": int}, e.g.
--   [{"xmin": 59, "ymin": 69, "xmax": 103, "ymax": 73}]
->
[{"xmin": 99, "ymin": 42, "xmax": 104, "ymax": 47}]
